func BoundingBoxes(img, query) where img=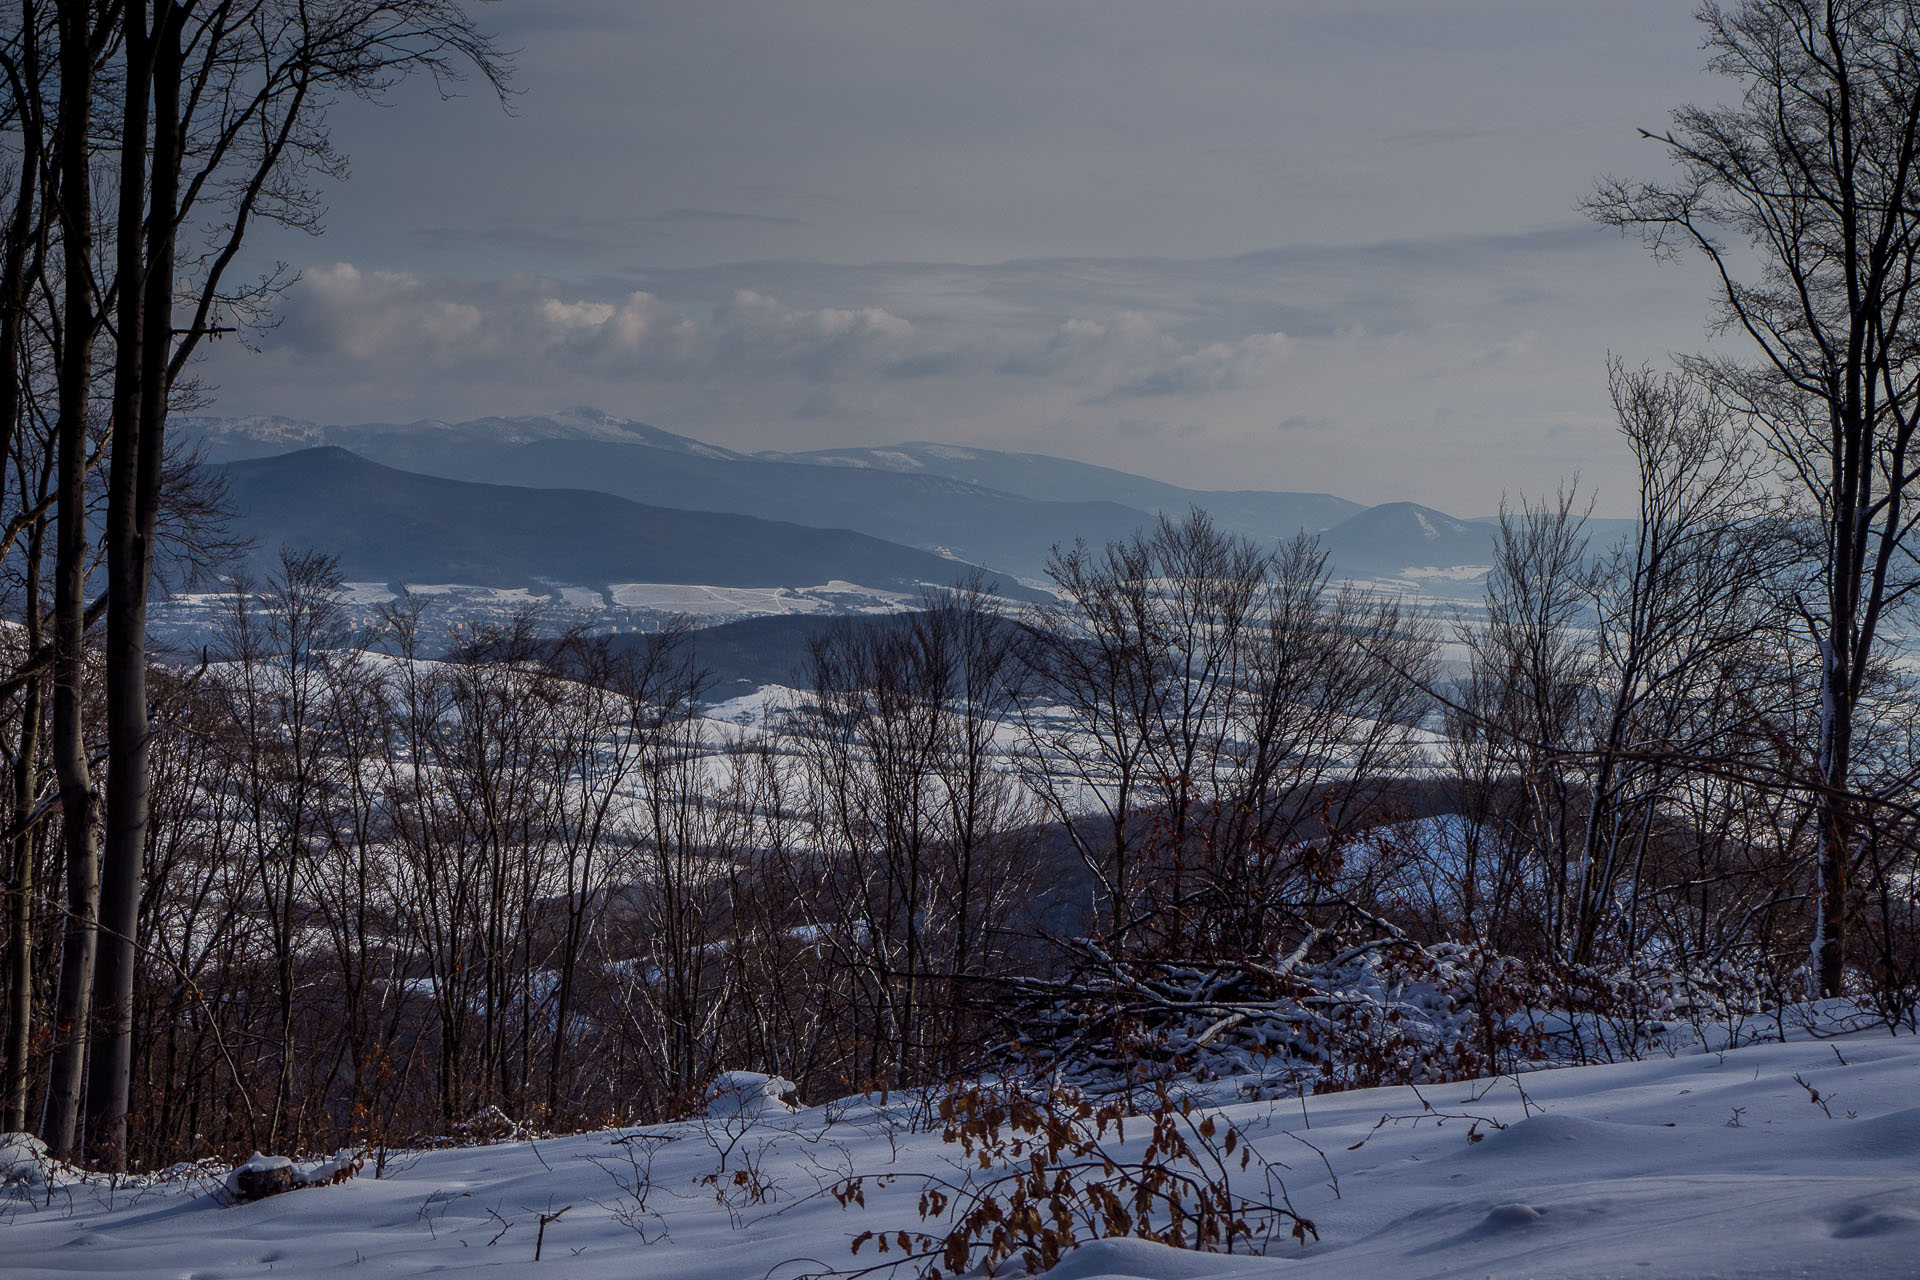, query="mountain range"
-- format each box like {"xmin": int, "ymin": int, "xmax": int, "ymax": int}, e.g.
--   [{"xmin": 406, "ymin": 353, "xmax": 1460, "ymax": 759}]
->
[
  {"xmin": 184, "ymin": 409, "xmax": 1533, "ymax": 595},
  {"xmin": 215, "ymin": 446, "xmax": 1045, "ymax": 601}
]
